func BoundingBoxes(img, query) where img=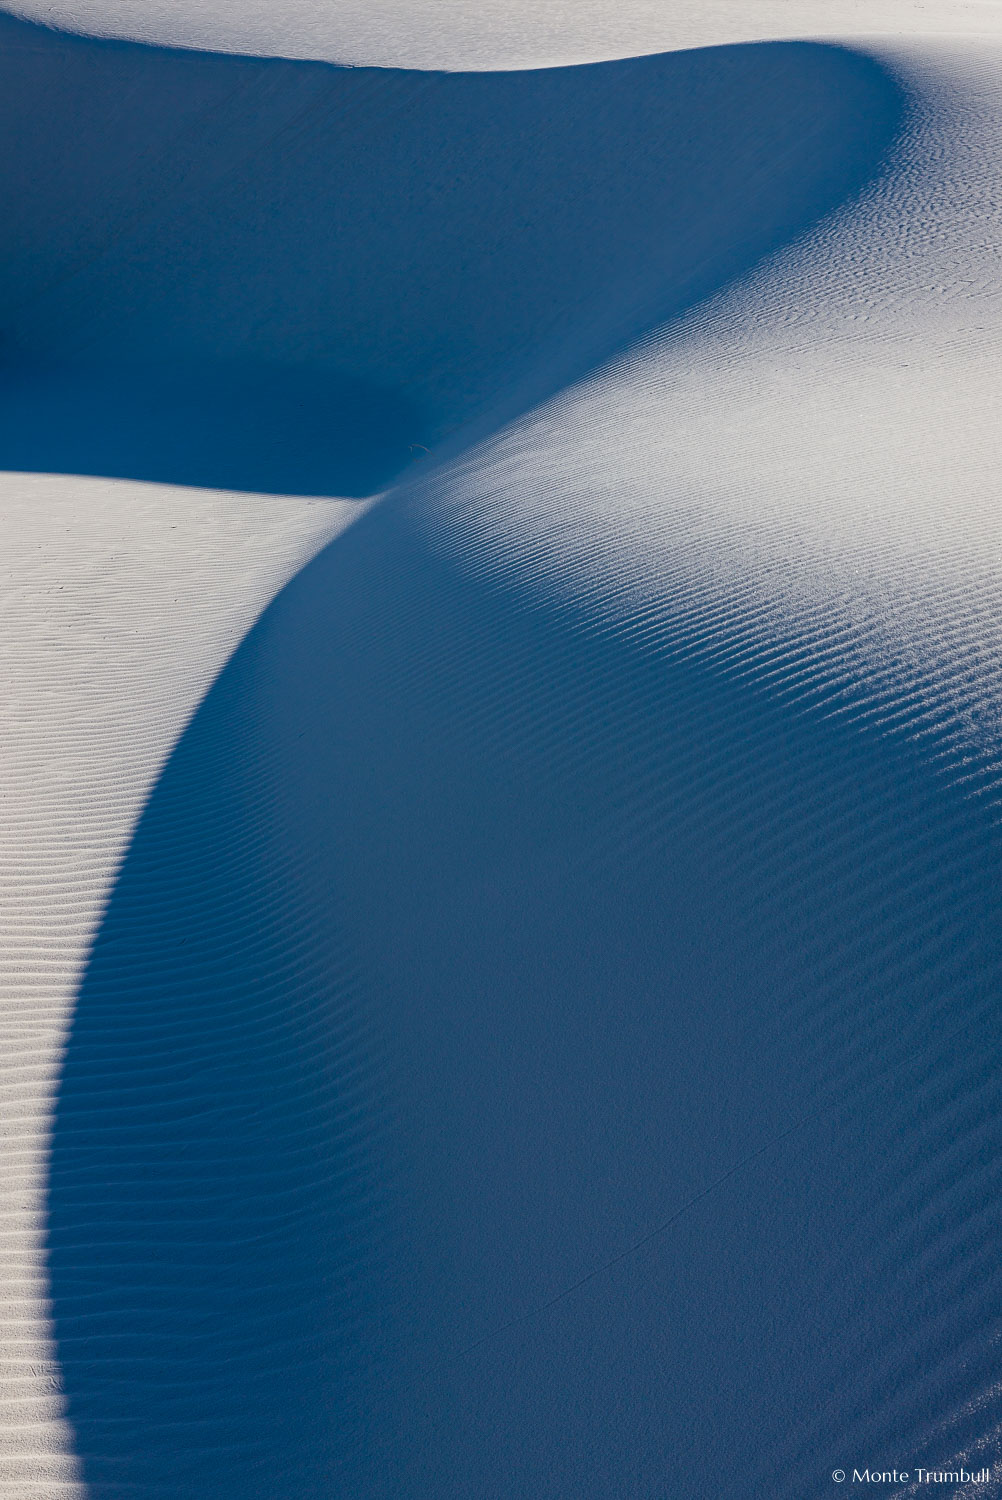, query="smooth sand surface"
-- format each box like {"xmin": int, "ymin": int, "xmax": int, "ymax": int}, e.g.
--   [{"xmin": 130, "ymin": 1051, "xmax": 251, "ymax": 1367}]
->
[
  {"xmin": 2, "ymin": 3, "xmax": 1002, "ymax": 1496},
  {"xmin": 2, "ymin": 0, "xmax": 1002, "ymax": 67}
]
